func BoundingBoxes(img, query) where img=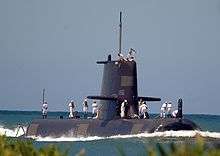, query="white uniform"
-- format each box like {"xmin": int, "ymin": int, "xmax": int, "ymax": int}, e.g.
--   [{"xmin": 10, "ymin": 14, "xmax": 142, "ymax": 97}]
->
[
  {"xmin": 138, "ymin": 100, "xmax": 142, "ymax": 106},
  {"xmin": 127, "ymin": 53, "xmax": 134, "ymax": 61},
  {"xmin": 69, "ymin": 102, "xmax": 75, "ymax": 118},
  {"xmin": 83, "ymin": 106, "xmax": 88, "ymax": 112},
  {"xmin": 160, "ymin": 102, "xmax": 167, "ymax": 118},
  {"xmin": 127, "ymin": 48, "xmax": 136, "ymax": 61},
  {"xmin": 139, "ymin": 103, "xmax": 148, "ymax": 118},
  {"xmin": 118, "ymin": 53, "xmax": 124, "ymax": 60},
  {"xmin": 120, "ymin": 102, "xmax": 126, "ymax": 118},
  {"xmin": 83, "ymin": 100, "xmax": 88, "ymax": 113},
  {"xmin": 92, "ymin": 101, "xmax": 98, "ymax": 118},
  {"xmin": 172, "ymin": 110, "xmax": 178, "ymax": 118},
  {"xmin": 42, "ymin": 103, "xmax": 48, "ymax": 115},
  {"xmin": 167, "ymin": 102, "xmax": 172, "ymax": 115}
]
